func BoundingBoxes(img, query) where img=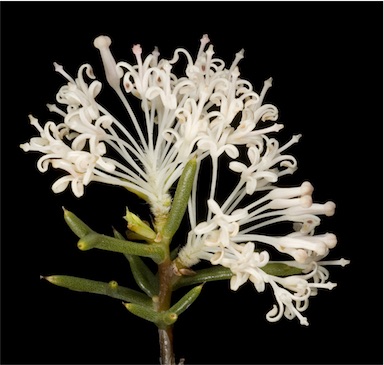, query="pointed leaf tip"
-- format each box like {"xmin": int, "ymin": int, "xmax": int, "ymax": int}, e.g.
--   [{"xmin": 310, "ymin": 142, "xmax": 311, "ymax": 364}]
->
[{"xmin": 64, "ymin": 210, "xmax": 94, "ymax": 238}]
